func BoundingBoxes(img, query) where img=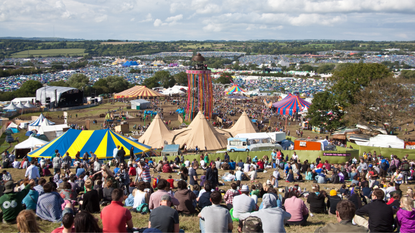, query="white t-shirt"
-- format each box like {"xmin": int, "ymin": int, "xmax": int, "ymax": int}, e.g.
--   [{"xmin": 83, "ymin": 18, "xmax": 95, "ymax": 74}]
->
[
  {"xmin": 200, "ymin": 160, "xmax": 206, "ymax": 168},
  {"xmin": 184, "ymin": 160, "xmax": 190, "ymax": 167},
  {"xmin": 243, "ymin": 163, "xmax": 250, "ymax": 173},
  {"xmin": 292, "ymin": 154, "xmax": 298, "ymax": 160}
]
